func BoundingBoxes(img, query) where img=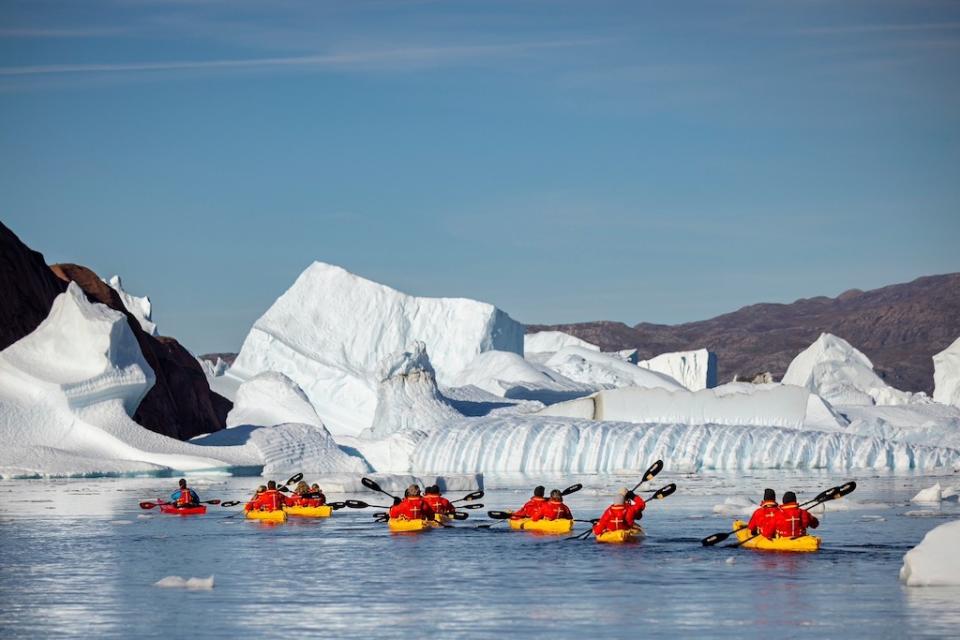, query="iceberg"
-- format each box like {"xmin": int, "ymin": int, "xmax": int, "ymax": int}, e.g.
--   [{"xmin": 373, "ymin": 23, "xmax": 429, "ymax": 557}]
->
[
  {"xmin": 226, "ymin": 371, "xmax": 324, "ymax": 430},
  {"xmin": 545, "ymin": 347, "xmax": 685, "ymax": 390},
  {"xmin": 227, "ymin": 262, "xmax": 524, "ymax": 435},
  {"xmin": 524, "ymin": 331, "xmax": 599, "ymax": 355},
  {"xmin": 637, "ymin": 349, "xmax": 718, "ymax": 391},
  {"xmin": 933, "ymin": 337, "xmax": 960, "ymax": 407},
  {"xmin": 900, "ymin": 519, "xmax": 960, "ymax": 586},
  {"xmin": 104, "ymin": 275, "xmax": 157, "ymax": 336},
  {"xmin": 449, "ymin": 350, "xmax": 596, "ymax": 403}
]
